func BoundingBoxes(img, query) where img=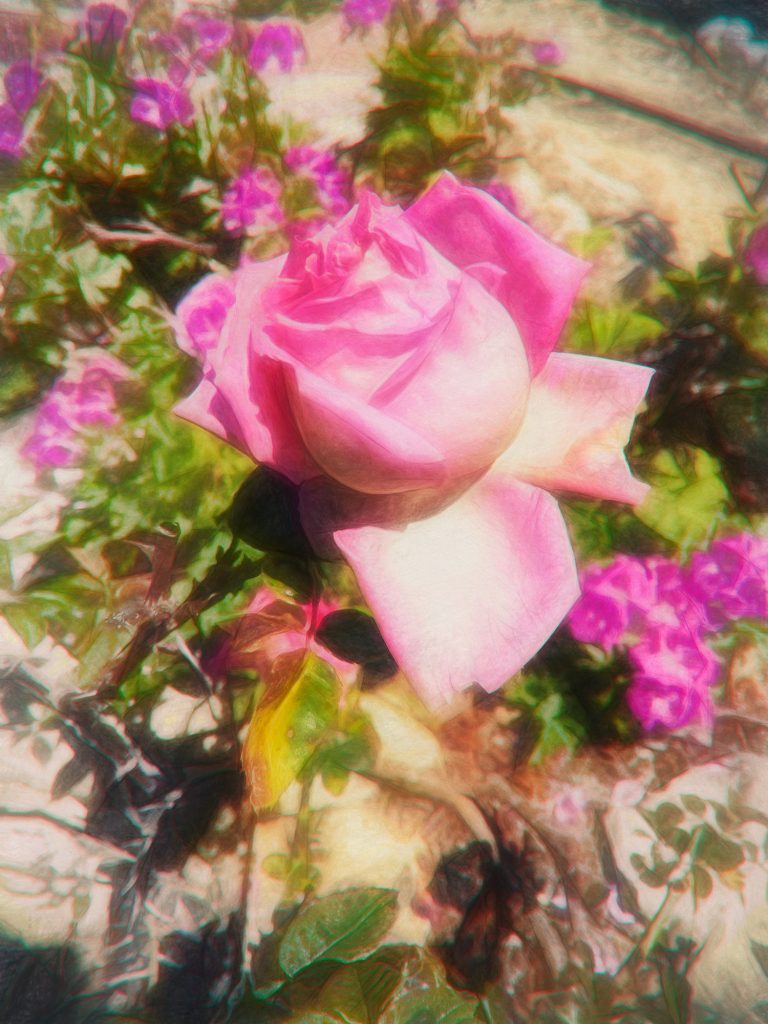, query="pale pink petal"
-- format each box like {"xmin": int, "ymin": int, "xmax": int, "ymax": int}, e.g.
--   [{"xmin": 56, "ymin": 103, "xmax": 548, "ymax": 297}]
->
[
  {"xmin": 496, "ymin": 353, "xmax": 653, "ymax": 504},
  {"xmin": 405, "ymin": 172, "xmax": 589, "ymax": 375},
  {"xmin": 283, "ymin": 359, "xmax": 448, "ymax": 494},
  {"xmin": 173, "ymin": 257, "xmax": 317, "ymax": 484},
  {"xmin": 375, "ymin": 273, "xmax": 530, "ymax": 480},
  {"xmin": 304, "ymin": 473, "xmax": 579, "ymax": 706}
]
